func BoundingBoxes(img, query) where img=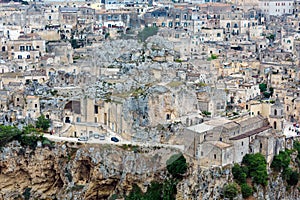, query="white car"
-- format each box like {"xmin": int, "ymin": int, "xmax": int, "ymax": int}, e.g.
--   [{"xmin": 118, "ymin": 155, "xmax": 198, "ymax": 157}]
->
[{"xmin": 99, "ymin": 134, "xmax": 105, "ymax": 140}]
